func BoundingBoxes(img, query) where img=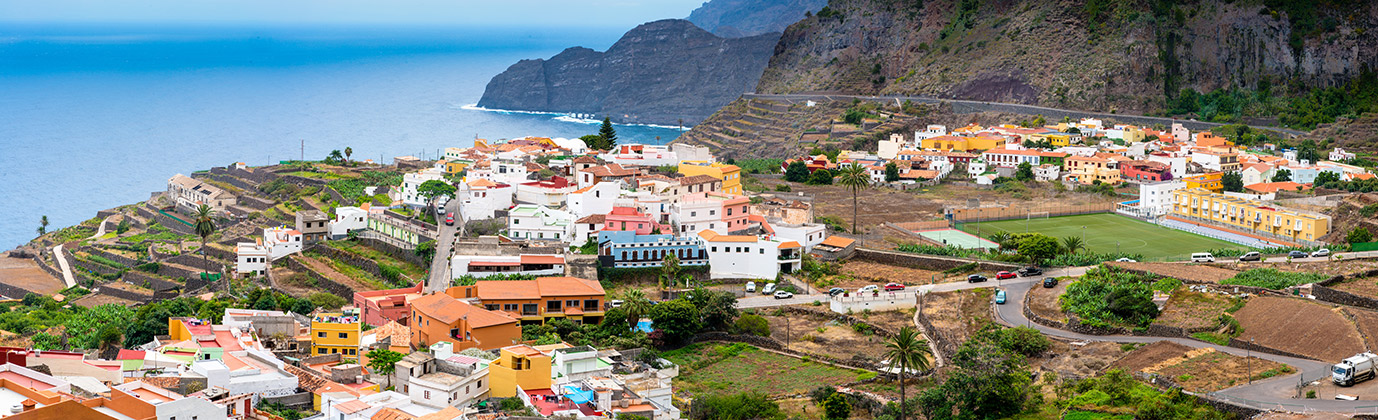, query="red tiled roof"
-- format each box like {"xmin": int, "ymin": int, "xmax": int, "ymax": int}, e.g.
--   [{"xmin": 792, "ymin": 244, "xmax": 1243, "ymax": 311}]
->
[{"xmin": 819, "ymin": 236, "xmax": 855, "ymax": 248}]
